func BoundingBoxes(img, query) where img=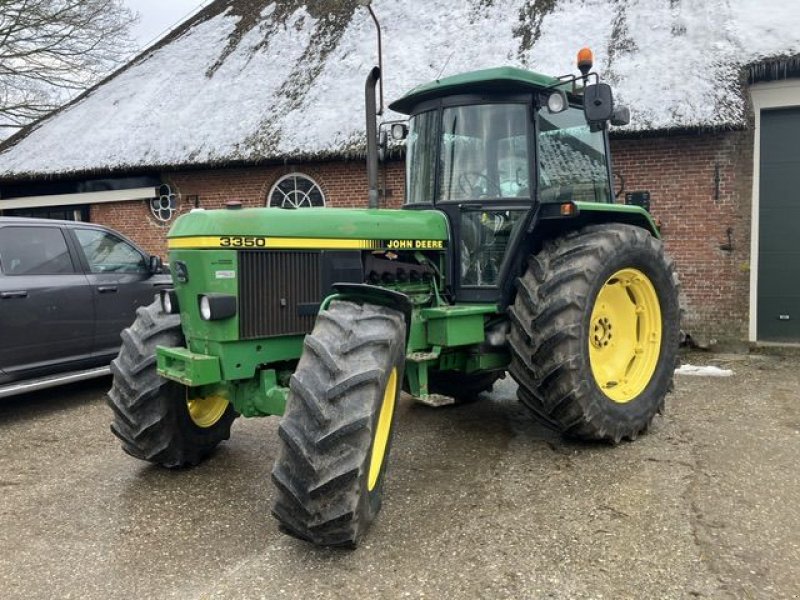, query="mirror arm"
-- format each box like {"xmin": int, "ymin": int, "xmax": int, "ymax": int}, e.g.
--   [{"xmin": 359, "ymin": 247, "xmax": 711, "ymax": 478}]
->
[{"xmin": 547, "ymin": 71, "xmax": 599, "ymax": 92}]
